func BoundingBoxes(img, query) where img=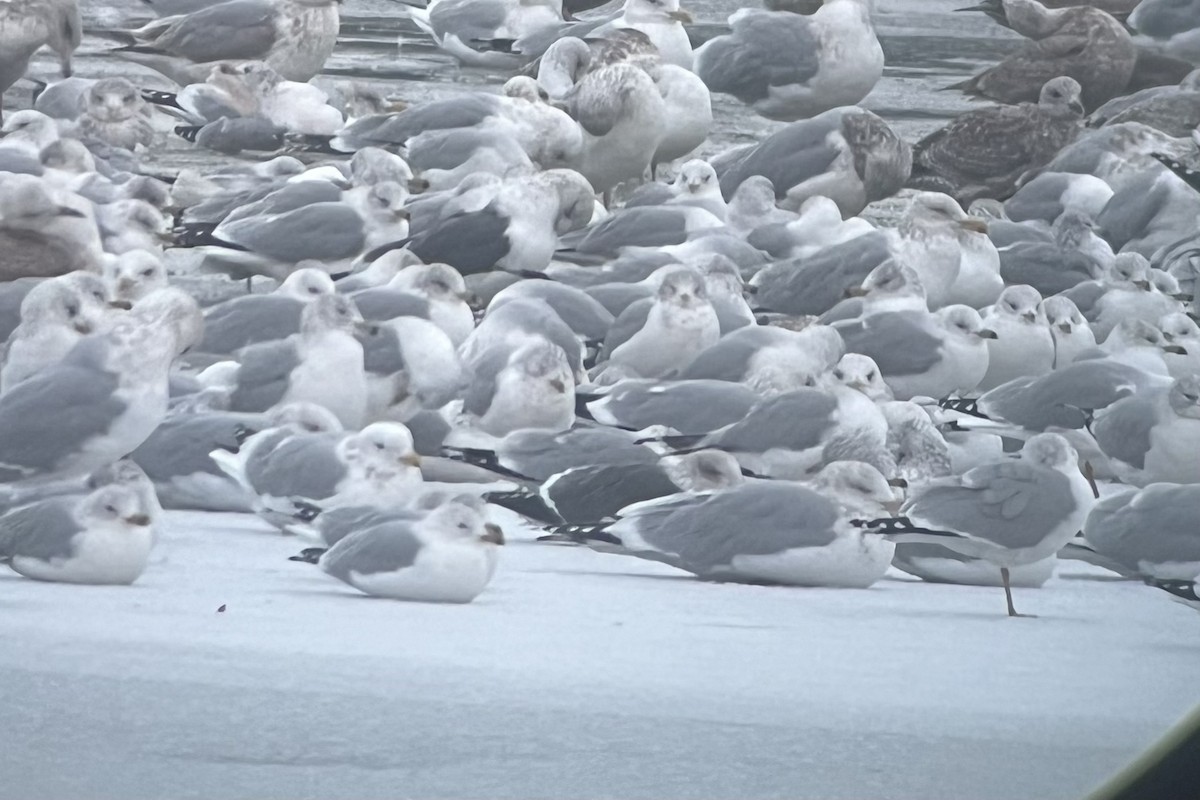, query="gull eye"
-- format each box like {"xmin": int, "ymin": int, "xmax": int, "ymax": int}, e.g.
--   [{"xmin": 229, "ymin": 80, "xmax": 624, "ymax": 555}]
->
[
  {"xmin": 867, "ymin": 371, "xmax": 876, "ymax": 381},
  {"xmin": 374, "ymin": 441, "xmax": 385, "ymax": 450},
  {"xmin": 833, "ymin": 370, "xmax": 844, "ymax": 380},
  {"xmin": 104, "ymin": 504, "xmax": 117, "ymax": 514},
  {"xmin": 457, "ymin": 521, "xmax": 469, "ymax": 530},
  {"xmin": 142, "ymin": 268, "xmax": 155, "ymax": 277},
  {"xmin": 65, "ymin": 303, "xmax": 79, "ymax": 317}
]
